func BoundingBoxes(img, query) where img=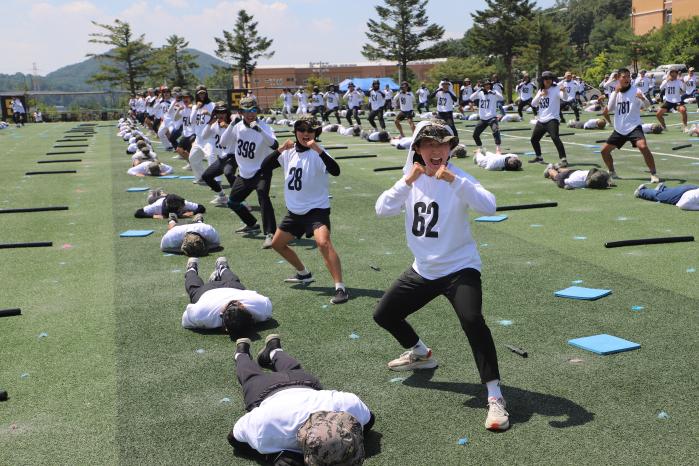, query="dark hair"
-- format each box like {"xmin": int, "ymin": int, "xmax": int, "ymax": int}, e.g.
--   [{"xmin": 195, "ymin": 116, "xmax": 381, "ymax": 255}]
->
[
  {"xmin": 162, "ymin": 194, "xmax": 186, "ymax": 216},
  {"xmin": 222, "ymin": 301, "xmax": 254, "ymax": 339},
  {"xmin": 617, "ymin": 68, "xmax": 631, "ymax": 76},
  {"xmin": 504, "ymin": 156, "xmax": 522, "ymax": 171}
]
